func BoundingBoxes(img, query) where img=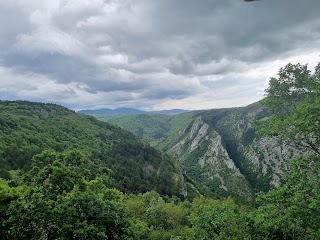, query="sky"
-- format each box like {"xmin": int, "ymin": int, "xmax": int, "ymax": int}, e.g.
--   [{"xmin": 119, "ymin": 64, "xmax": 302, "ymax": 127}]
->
[{"xmin": 0, "ymin": 0, "xmax": 320, "ymax": 111}]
